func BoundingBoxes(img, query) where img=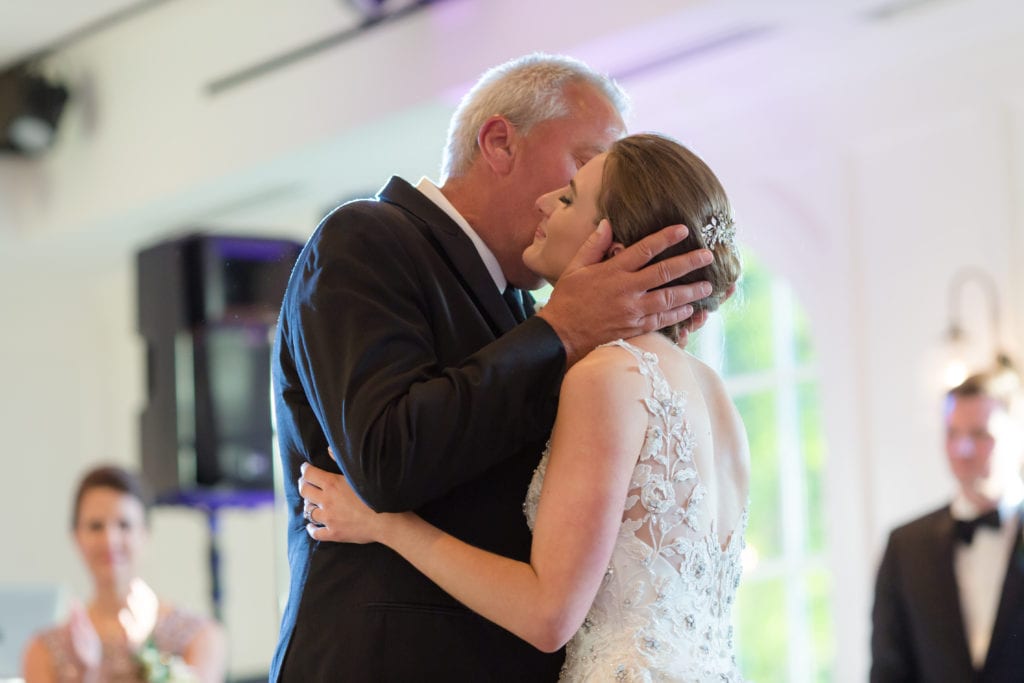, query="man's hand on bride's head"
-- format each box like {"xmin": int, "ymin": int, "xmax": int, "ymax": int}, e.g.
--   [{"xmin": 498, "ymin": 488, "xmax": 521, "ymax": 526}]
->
[
  {"xmin": 676, "ymin": 308, "xmax": 707, "ymax": 348},
  {"xmin": 676, "ymin": 282, "xmax": 736, "ymax": 348},
  {"xmin": 299, "ymin": 459, "xmax": 382, "ymax": 544}
]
